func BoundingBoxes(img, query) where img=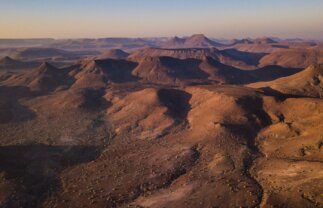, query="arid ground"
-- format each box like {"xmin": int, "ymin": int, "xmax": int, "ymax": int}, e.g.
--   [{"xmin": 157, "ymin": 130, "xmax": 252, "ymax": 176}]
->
[{"xmin": 0, "ymin": 35, "xmax": 322, "ymax": 208}]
